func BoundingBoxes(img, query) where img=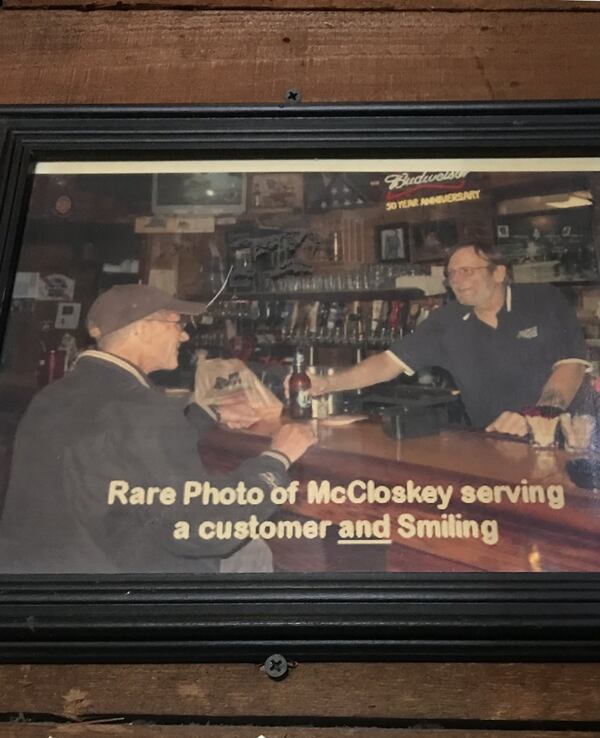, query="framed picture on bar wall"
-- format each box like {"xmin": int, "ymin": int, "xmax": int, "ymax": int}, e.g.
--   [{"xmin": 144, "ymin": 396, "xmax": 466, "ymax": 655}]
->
[
  {"xmin": 249, "ymin": 172, "xmax": 304, "ymax": 211},
  {"xmin": 376, "ymin": 223, "xmax": 409, "ymax": 262},
  {"xmin": 495, "ymin": 206, "xmax": 599, "ymax": 284},
  {"xmin": 1, "ymin": 103, "xmax": 600, "ymax": 664},
  {"xmin": 410, "ymin": 218, "xmax": 458, "ymax": 263}
]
